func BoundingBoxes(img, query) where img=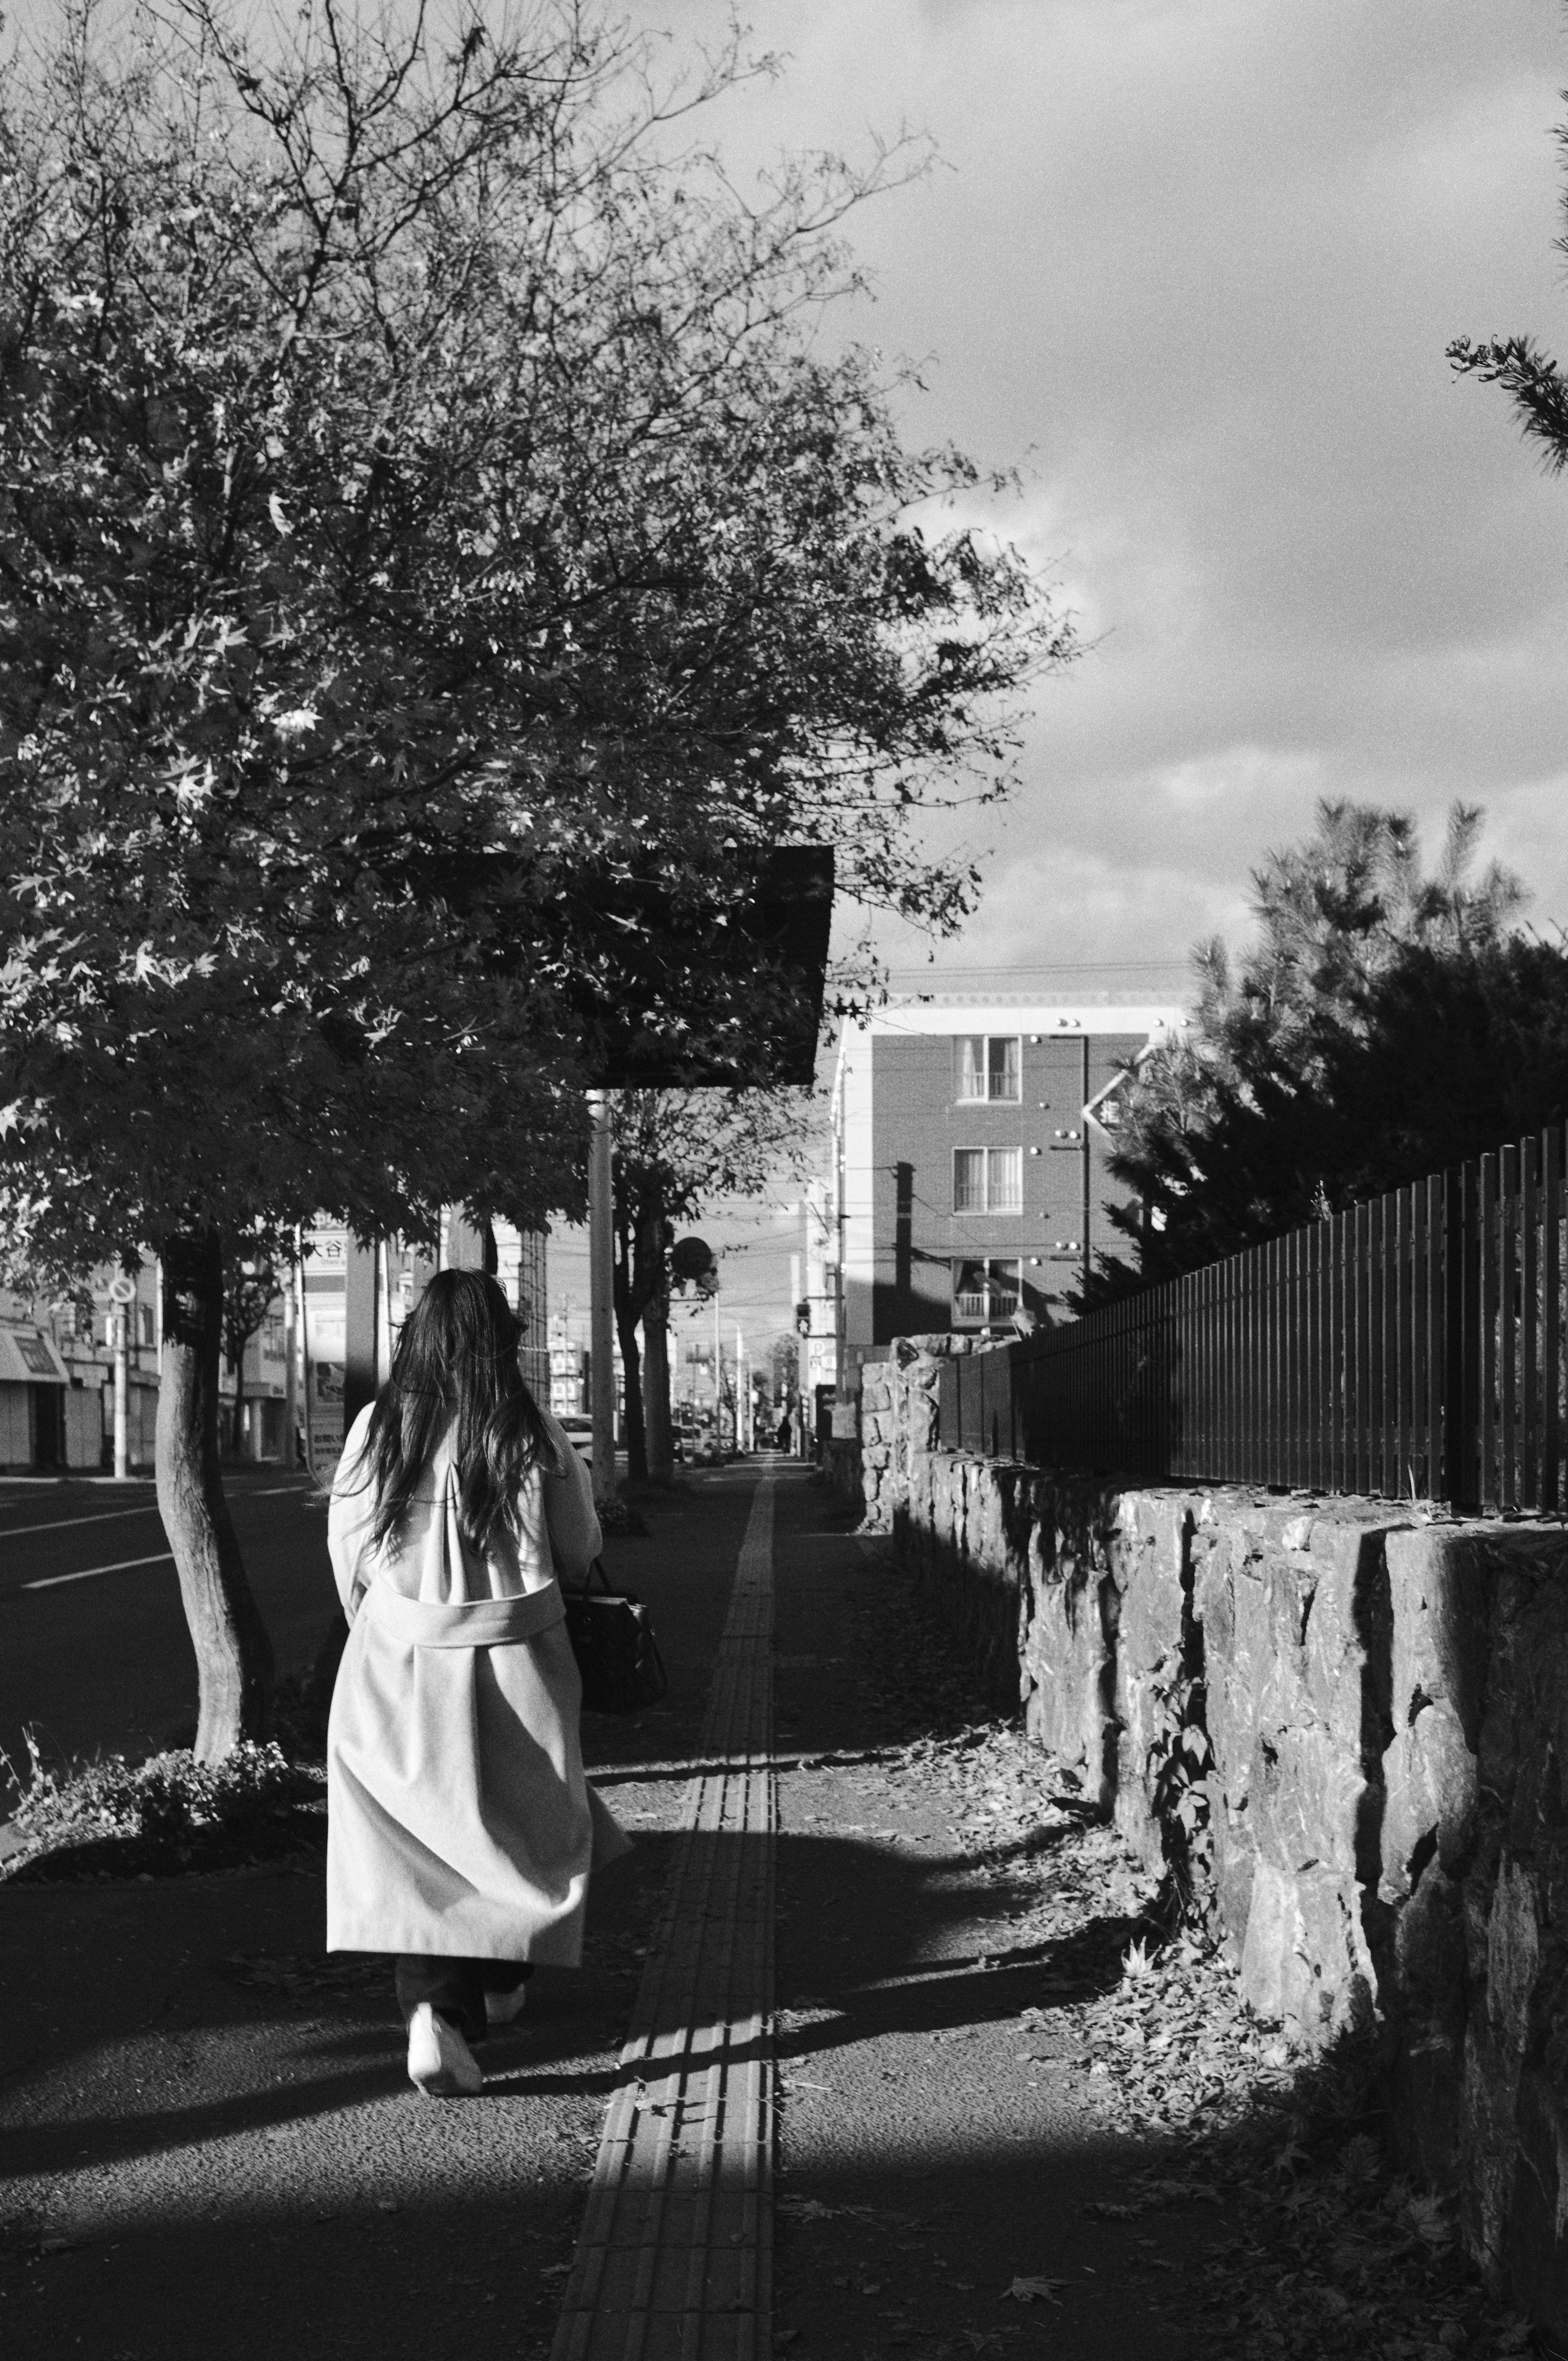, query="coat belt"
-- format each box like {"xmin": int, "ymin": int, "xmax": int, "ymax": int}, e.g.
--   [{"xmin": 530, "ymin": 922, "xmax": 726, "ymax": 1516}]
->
[{"xmin": 363, "ymin": 1579, "xmax": 566, "ymax": 1649}]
